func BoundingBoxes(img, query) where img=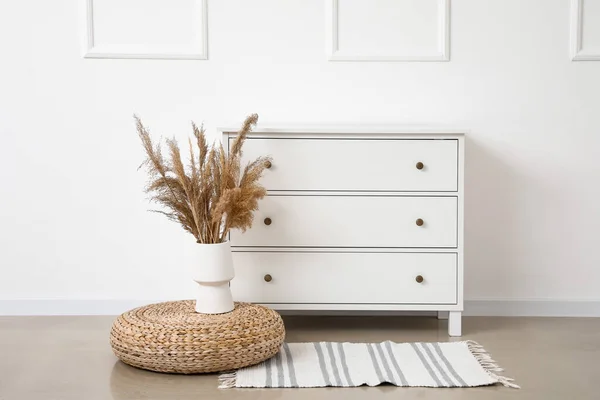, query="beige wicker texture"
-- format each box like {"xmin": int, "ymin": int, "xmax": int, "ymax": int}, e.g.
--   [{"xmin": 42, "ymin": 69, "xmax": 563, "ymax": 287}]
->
[{"xmin": 110, "ymin": 301, "xmax": 285, "ymax": 374}]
